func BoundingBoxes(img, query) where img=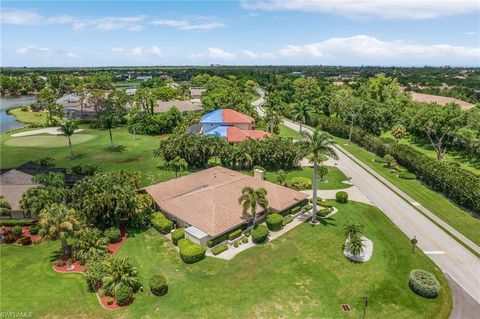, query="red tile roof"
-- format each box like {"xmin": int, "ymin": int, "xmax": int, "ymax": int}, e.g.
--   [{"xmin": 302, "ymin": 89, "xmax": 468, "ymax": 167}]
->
[
  {"xmin": 222, "ymin": 109, "xmax": 254, "ymax": 124},
  {"xmin": 227, "ymin": 126, "xmax": 270, "ymax": 143}
]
